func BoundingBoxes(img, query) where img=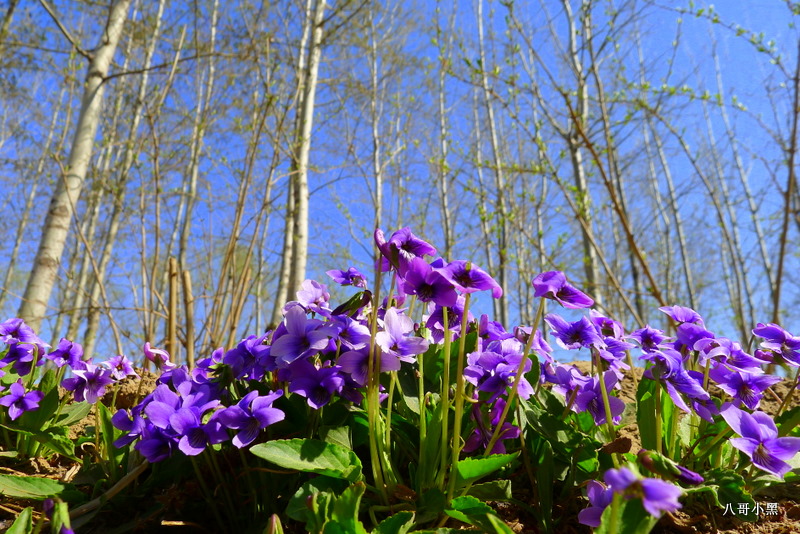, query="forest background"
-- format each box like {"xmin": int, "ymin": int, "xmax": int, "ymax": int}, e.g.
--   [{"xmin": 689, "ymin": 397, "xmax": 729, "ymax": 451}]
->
[{"xmin": 1, "ymin": 0, "xmax": 798, "ymax": 366}]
